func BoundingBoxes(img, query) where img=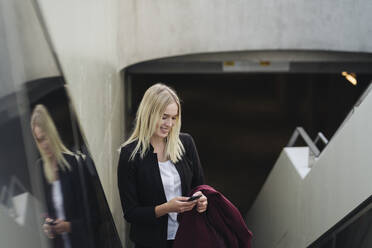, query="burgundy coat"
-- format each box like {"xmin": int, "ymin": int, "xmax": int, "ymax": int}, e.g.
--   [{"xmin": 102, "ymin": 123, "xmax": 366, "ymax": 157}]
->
[{"xmin": 173, "ymin": 185, "xmax": 252, "ymax": 248}]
